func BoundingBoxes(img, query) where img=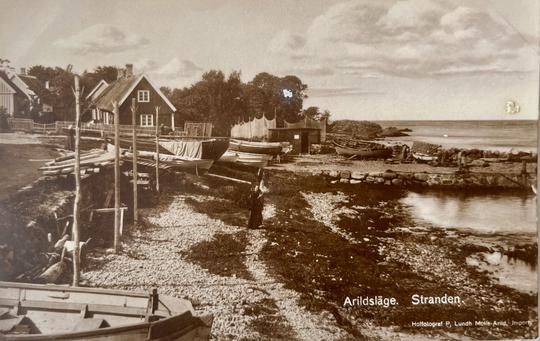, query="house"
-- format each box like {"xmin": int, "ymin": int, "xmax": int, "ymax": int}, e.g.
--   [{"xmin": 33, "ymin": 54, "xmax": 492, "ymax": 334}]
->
[
  {"xmin": 0, "ymin": 70, "xmax": 25, "ymax": 116},
  {"xmin": 88, "ymin": 64, "xmax": 177, "ymax": 129},
  {"xmin": 0, "ymin": 67, "xmax": 53, "ymax": 118},
  {"xmin": 268, "ymin": 127, "xmax": 321, "ymax": 154}
]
